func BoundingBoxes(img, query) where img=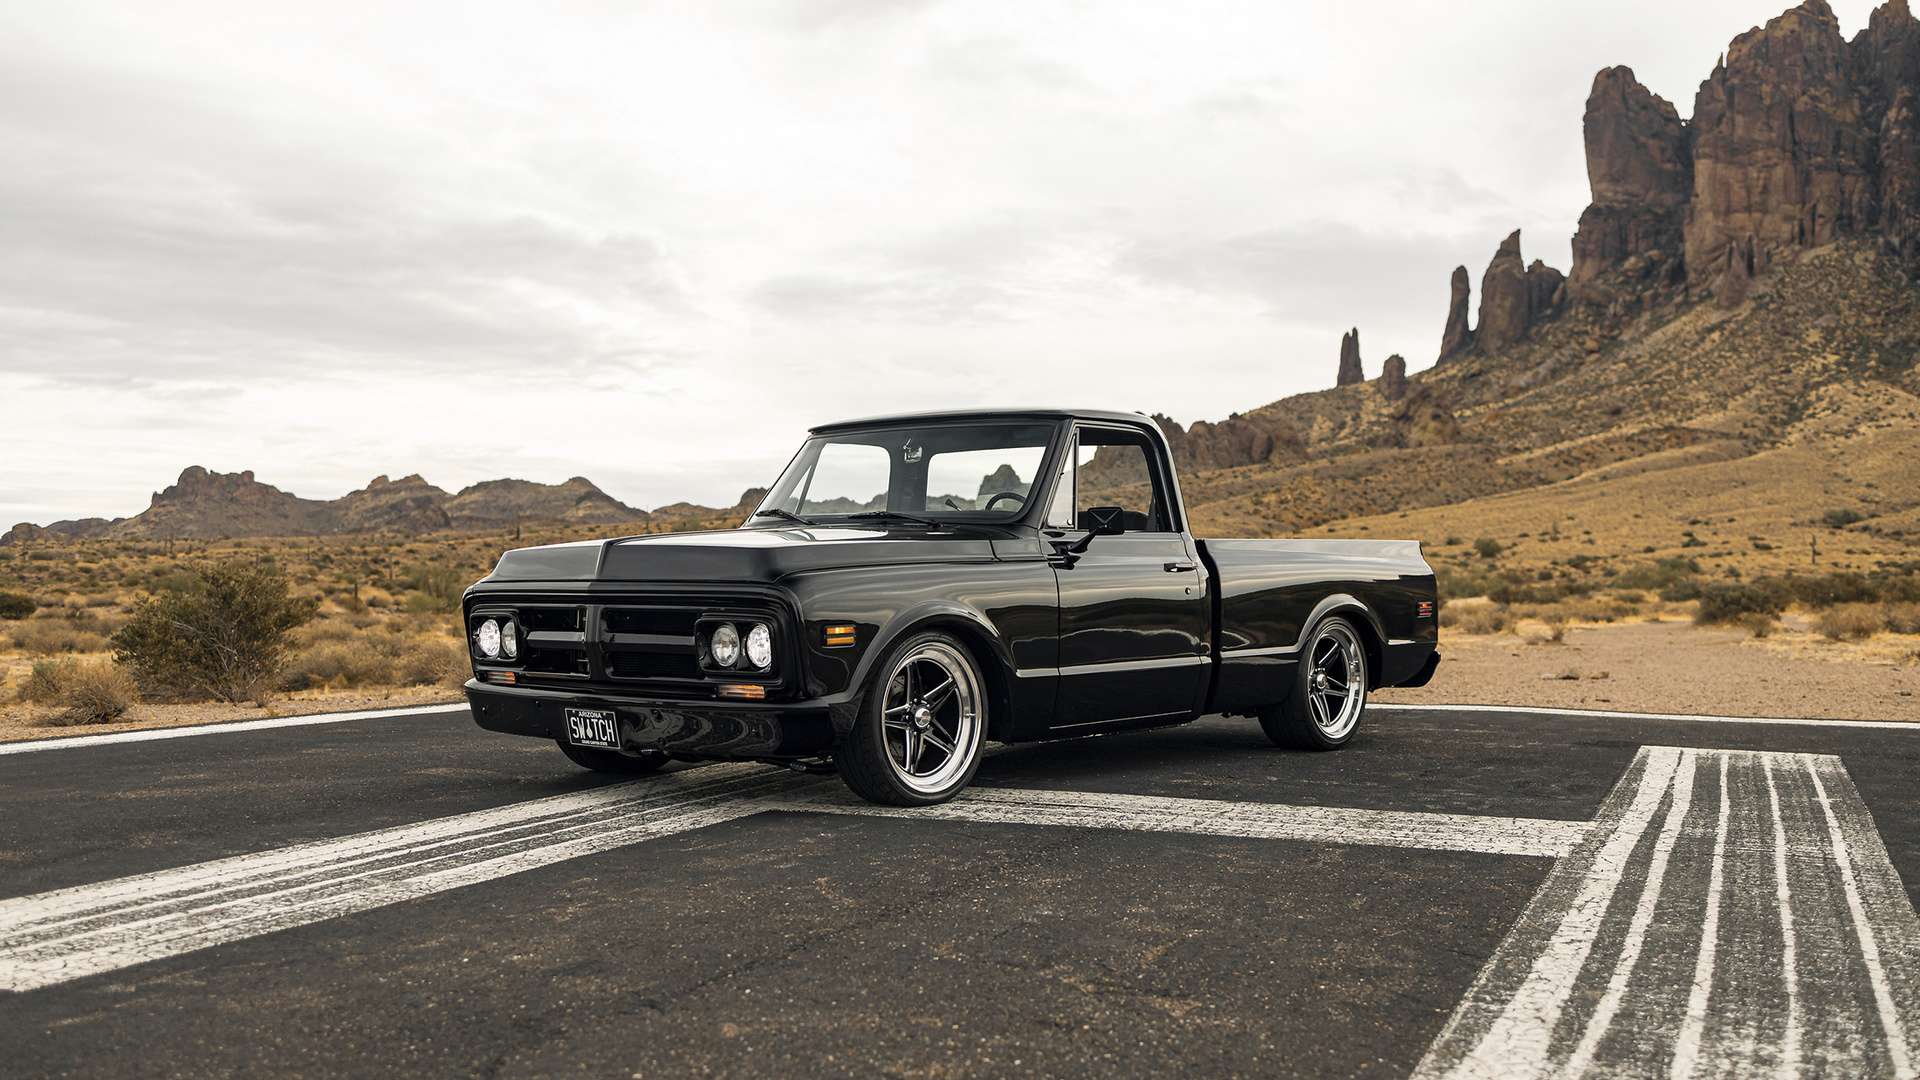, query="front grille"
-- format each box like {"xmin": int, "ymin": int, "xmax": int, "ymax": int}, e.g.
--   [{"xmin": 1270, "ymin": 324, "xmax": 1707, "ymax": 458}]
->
[
  {"xmin": 606, "ymin": 651, "xmax": 701, "ymax": 680},
  {"xmin": 524, "ymin": 646, "xmax": 590, "ymax": 677},
  {"xmin": 472, "ymin": 595, "xmax": 785, "ymax": 697},
  {"xmin": 604, "ymin": 608, "xmax": 699, "ymax": 637},
  {"xmin": 600, "ymin": 604, "xmax": 704, "ymax": 686}
]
